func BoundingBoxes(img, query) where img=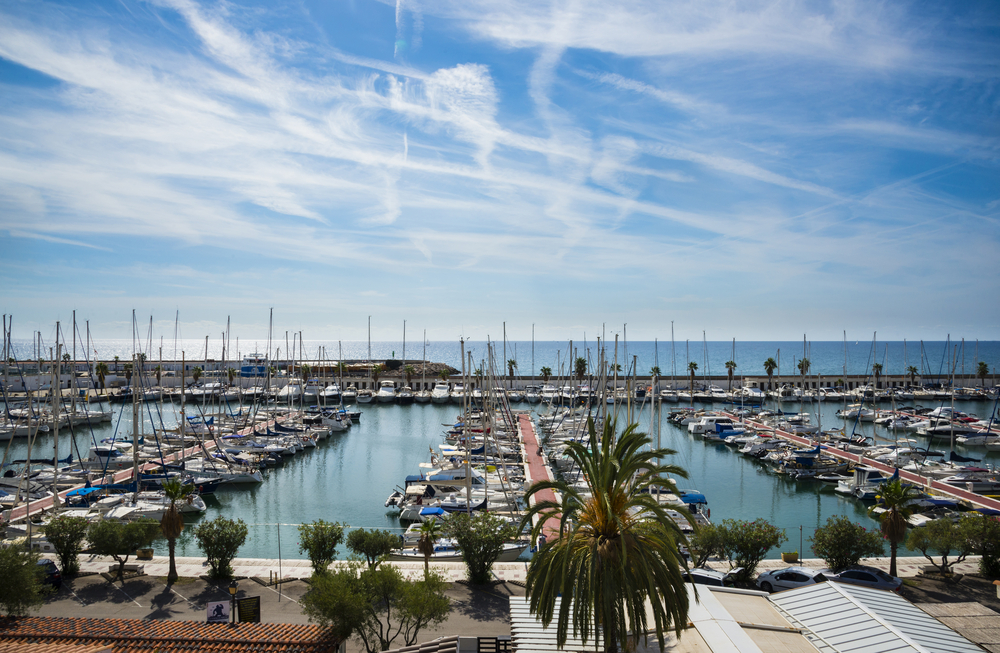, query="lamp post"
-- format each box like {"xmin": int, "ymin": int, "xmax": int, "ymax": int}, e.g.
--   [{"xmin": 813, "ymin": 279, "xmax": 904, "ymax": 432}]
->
[{"xmin": 228, "ymin": 580, "xmax": 239, "ymax": 623}]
